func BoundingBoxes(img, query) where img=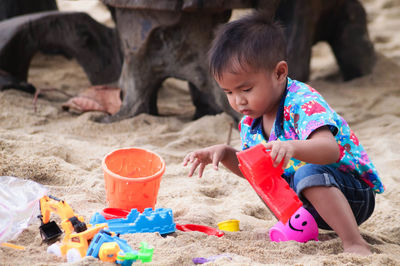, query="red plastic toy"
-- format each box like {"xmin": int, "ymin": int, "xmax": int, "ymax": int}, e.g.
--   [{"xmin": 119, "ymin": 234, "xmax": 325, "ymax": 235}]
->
[
  {"xmin": 237, "ymin": 144, "xmax": 302, "ymax": 224},
  {"xmin": 176, "ymin": 224, "xmax": 224, "ymax": 237},
  {"xmin": 101, "ymin": 208, "xmax": 131, "ymax": 220}
]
